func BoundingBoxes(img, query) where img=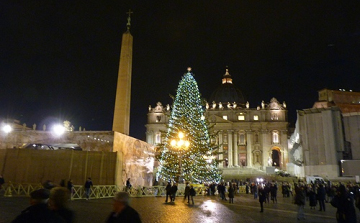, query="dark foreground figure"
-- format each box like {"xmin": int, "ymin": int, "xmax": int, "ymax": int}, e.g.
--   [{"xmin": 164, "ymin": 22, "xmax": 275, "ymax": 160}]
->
[
  {"xmin": 11, "ymin": 189, "xmax": 65, "ymax": 223},
  {"xmin": 106, "ymin": 192, "xmax": 142, "ymax": 223}
]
